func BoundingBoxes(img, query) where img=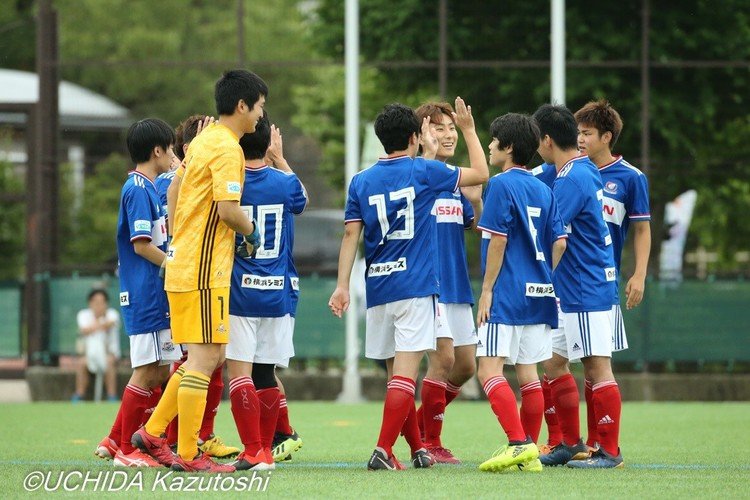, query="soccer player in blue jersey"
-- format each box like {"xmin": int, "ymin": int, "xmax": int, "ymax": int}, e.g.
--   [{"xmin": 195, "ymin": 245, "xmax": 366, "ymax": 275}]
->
[
  {"xmin": 575, "ymin": 100, "xmax": 650, "ymax": 455},
  {"xmin": 475, "ymin": 113, "xmax": 568, "ymax": 473},
  {"xmin": 226, "ymin": 115, "xmax": 308, "ymax": 471},
  {"xmin": 413, "ymin": 101, "xmax": 482, "ymax": 464},
  {"xmin": 531, "ymin": 104, "xmax": 624, "ymax": 469},
  {"xmin": 329, "ymin": 99, "xmax": 489, "ymax": 470},
  {"xmin": 95, "ymin": 119, "xmax": 182, "ymax": 467}
]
